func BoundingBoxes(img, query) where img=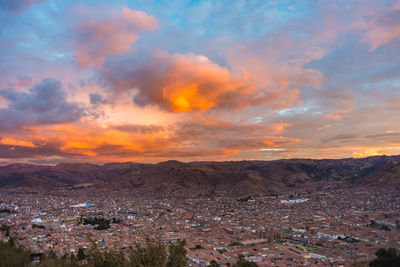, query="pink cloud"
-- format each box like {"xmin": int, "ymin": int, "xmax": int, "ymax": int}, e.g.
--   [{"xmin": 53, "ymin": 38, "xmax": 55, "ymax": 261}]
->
[
  {"xmin": 76, "ymin": 6, "xmax": 158, "ymax": 68},
  {"xmin": 16, "ymin": 75, "xmax": 32, "ymax": 87},
  {"xmin": 325, "ymin": 110, "xmax": 349, "ymax": 120},
  {"xmin": 355, "ymin": 1, "xmax": 400, "ymax": 50}
]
